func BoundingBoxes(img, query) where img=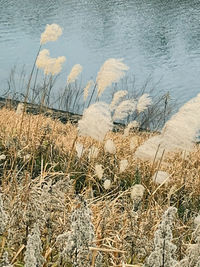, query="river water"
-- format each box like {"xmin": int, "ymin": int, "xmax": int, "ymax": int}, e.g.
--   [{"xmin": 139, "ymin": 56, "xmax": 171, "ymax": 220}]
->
[{"xmin": 1, "ymin": 0, "xmax": 200, "ymax": 107}]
